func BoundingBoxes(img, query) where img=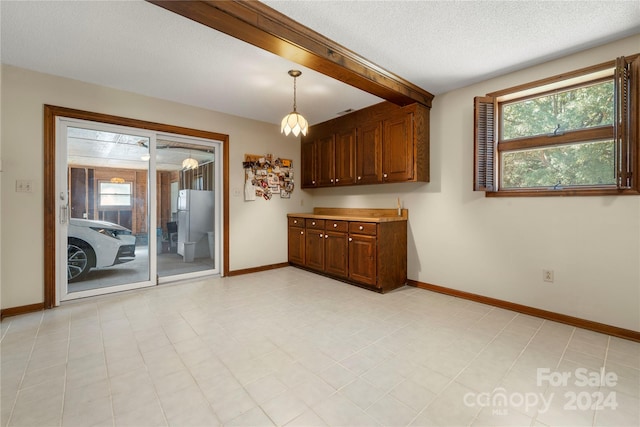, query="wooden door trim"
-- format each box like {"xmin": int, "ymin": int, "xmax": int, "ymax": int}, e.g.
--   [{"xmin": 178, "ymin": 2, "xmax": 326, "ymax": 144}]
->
[
  {"xmin": 43, "ymin": 105, "xmax": 230, "ymax": 309},
  {"xmin": 145, "ymin": 0, "xmax": 433, "ymax": 108}
]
